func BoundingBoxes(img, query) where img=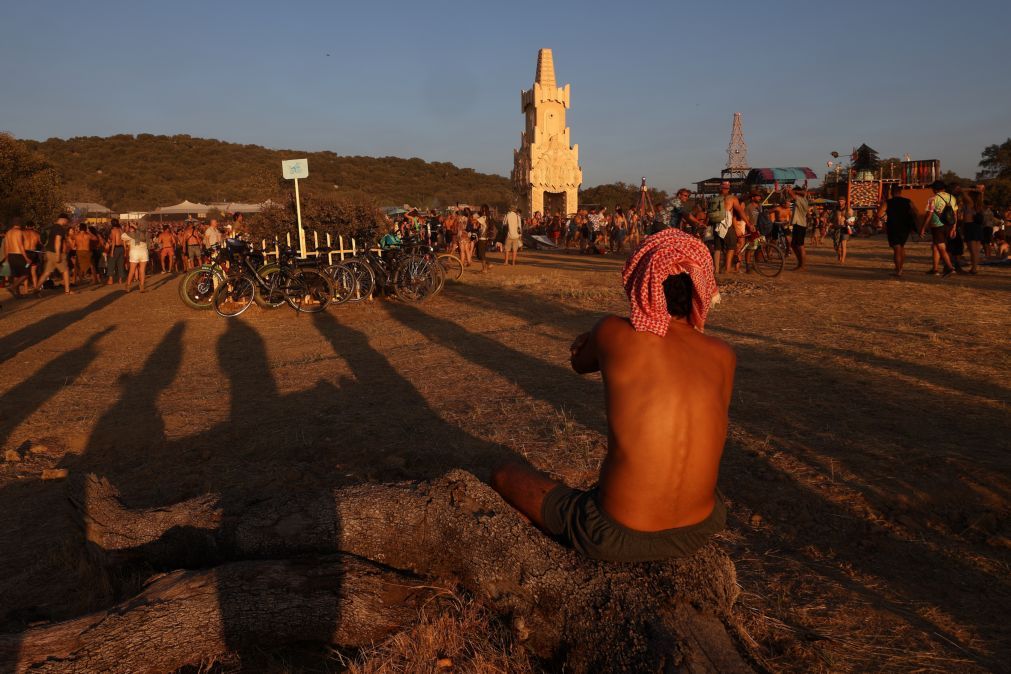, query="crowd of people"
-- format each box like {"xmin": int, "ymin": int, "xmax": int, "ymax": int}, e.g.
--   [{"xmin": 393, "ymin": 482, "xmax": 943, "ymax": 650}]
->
[
  {"xmin": 0, "ymin": 213, "xmax": 246, "ymax": 297},
  {"xmin": 3, "ymin": 187, "xmax": 1008, "ymax": 298},
  {"xmin": 385, "ymin": 183, "xmax": 1009, "ymax": 280}
]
